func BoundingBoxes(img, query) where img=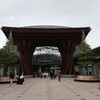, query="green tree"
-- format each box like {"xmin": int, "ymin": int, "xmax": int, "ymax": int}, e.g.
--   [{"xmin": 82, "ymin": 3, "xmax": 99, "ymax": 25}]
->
[
  {"xmin": 0, "ymin": 40, "xmax": 20, "ymax": 76},
  {"xmin": 75, "ymin": 41, "xmax": 96, "ymax": 75}
]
